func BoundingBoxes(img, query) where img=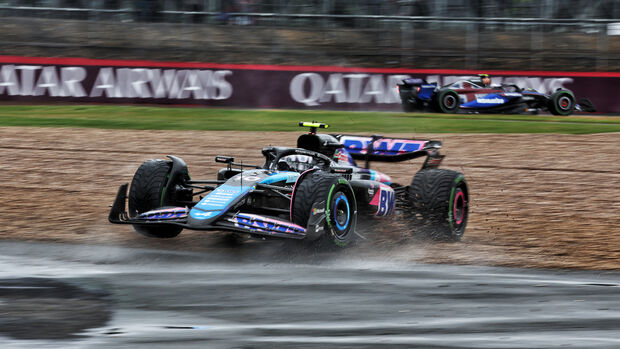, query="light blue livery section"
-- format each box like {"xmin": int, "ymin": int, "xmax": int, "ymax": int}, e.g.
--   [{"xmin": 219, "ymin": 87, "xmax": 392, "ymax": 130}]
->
[
  {"xmin": 189, "ymin": 170, "xmax": 264, "ymax": 221},
  {"xmin": 189, "ymin": 170, "xmax": 299, "ymax": 221},
  {"xmin": 367, "ymin": 169, "xmax": 392, "ymax": 185},
  {"xmin": 260, "ymin": 171, "xmax": 300, "ymax": 185},
  {"xmin": 190, "ymin": 183, "xmax": 248, "ymax": 220}
]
